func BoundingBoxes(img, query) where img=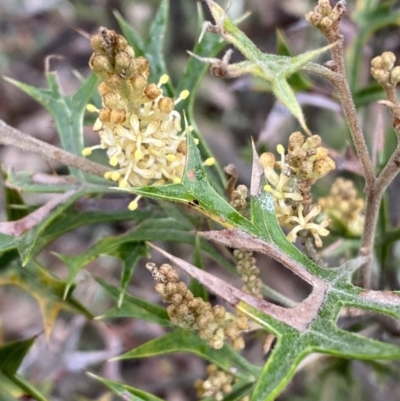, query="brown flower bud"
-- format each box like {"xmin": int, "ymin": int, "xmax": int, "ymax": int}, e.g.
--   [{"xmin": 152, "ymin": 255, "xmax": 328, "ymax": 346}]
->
[
  {"xmin": 114, "ymin": 51, "xmax": 132, "ymax": 77},
  {"xmin": 288, "ymin": 131, "xmax": 305, "ymax": 149},
  {"xmin": 90, "ymin": 34, "xmax": 105, "ymax": 53},
  {"xmin": 110, "ymin": 109, "xmax": 126, "ymax": 124},
  {"xmin": 135, "ymin": 56, "xmax": 150, "ymax": 77},
  {"xmin": 236, "ymin": 316, "xmax": 249, "ymax": 330},
  {"xmin": 155, "ymin": 283, "xmax": 166, "ymax": 296},
  {"xmin": 313, "ymin": 156, "xmax": 335, "ymax": 178},
  {"xmin": 130, "ymin": 74, "xmax": 147, "ymax": 91},
  {"xmin": 98, "ymin": 82, "xmax": 111, "ymax": 96},
  {"xmin": 177, "ymin": 140, "xmax": 187, "ymax": 155},
  {"xmin": 103, "ymin": 92, "xmax": 121, "ymax": 109},
  {"xmin": 171, "ymin": 293, "xmax": 183, "ymax": 305},
  {"xmin": 158, "ymin": 97, "xmax": 175, "ymax": 113},
  {"xmin": 213, "ymin": 305, "xmax": 226, "ymax": 319},
  {"xmin": 98, "ymin": 107, "xmax": 111, "ymax": 123},
  {"xmin": 115, "ymin": 35, "xmax": 129, "ymax": 53},
  {"xmin": 144, "ymin": 83, "xmax": 162, "ymax": 100},
  {"xmin": 232, "ymin": 337, "xmax": 245, "ymax": 350},
  {"xmin": 89, "ymin": 54, "xmax": 113, "ymax": 77}
]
